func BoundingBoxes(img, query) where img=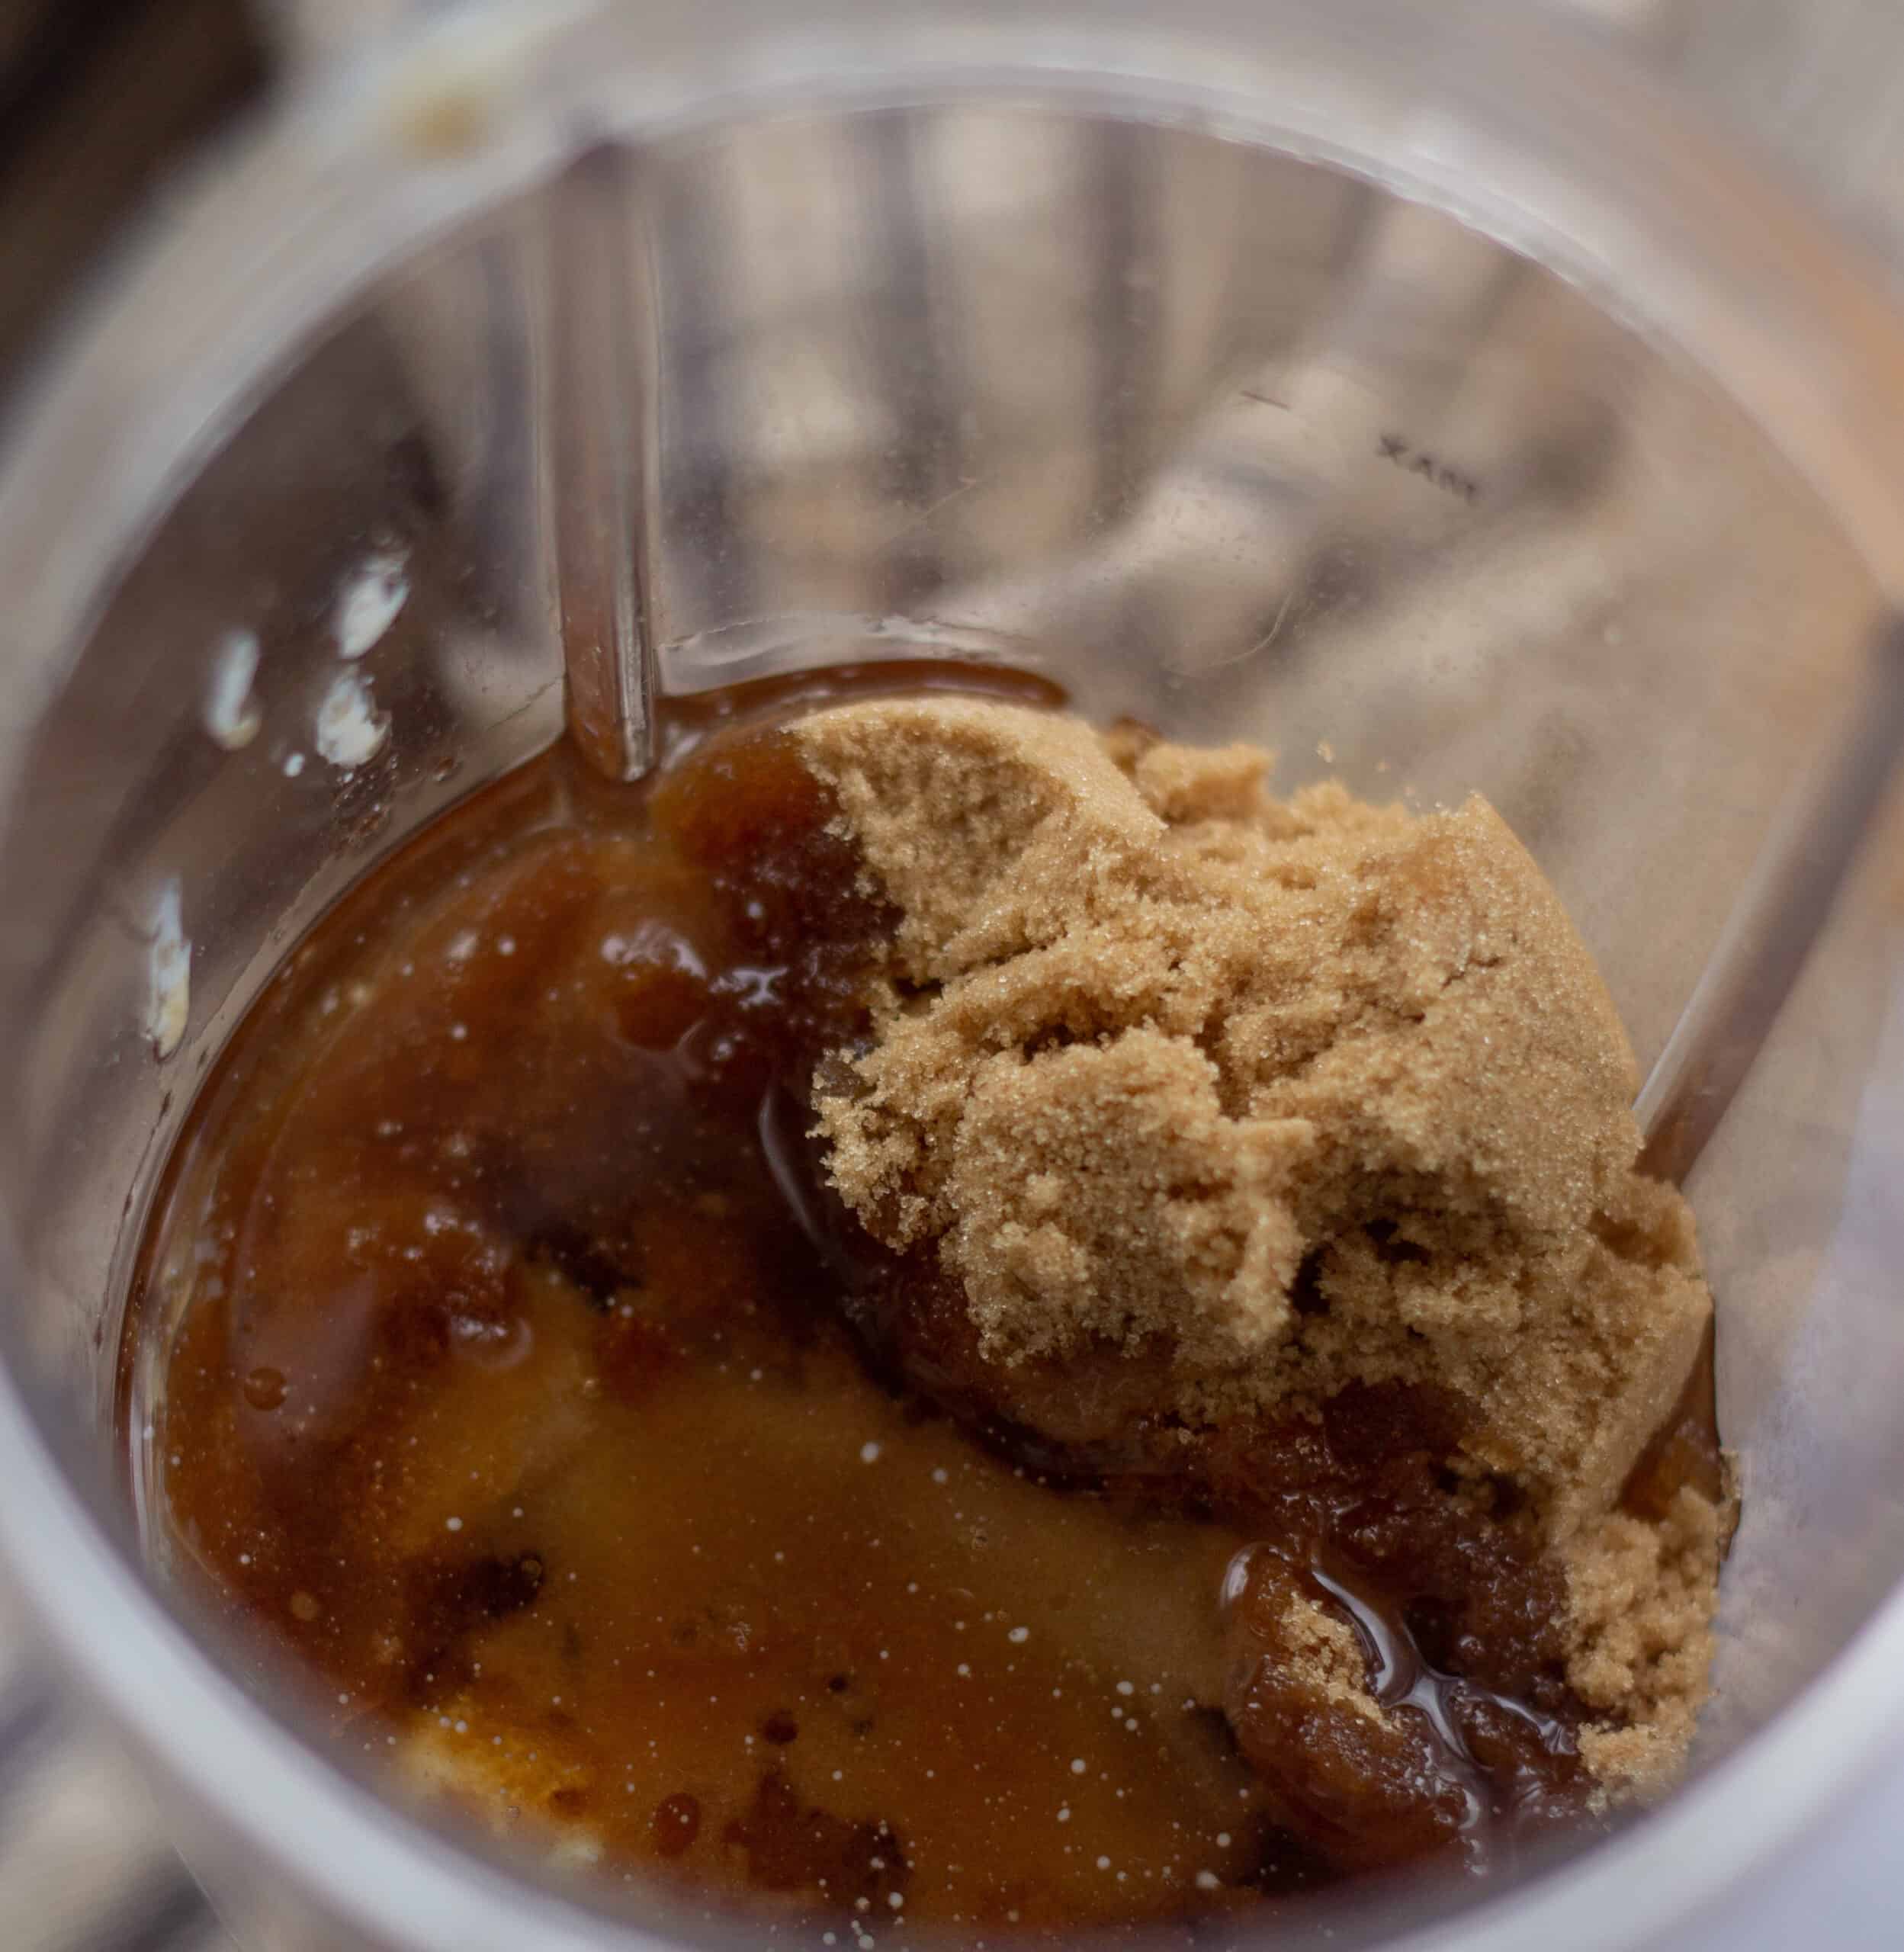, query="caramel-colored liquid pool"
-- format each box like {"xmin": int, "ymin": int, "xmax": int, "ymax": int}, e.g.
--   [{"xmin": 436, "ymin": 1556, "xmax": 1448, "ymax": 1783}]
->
[{"xmin": 128, "ymin": 669, "xmax": 1716, "ymax": 1938}]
